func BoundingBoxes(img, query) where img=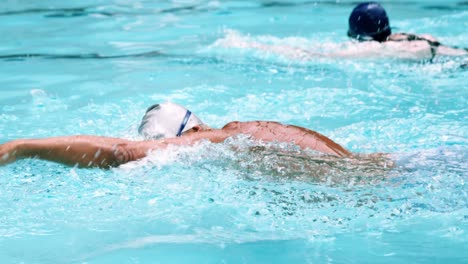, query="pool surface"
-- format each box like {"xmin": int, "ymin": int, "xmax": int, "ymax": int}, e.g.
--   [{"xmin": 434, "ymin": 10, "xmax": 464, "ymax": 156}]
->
[{"xmin": 0, "ymin": 0, "xmax": 467, "ymax": 263}]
